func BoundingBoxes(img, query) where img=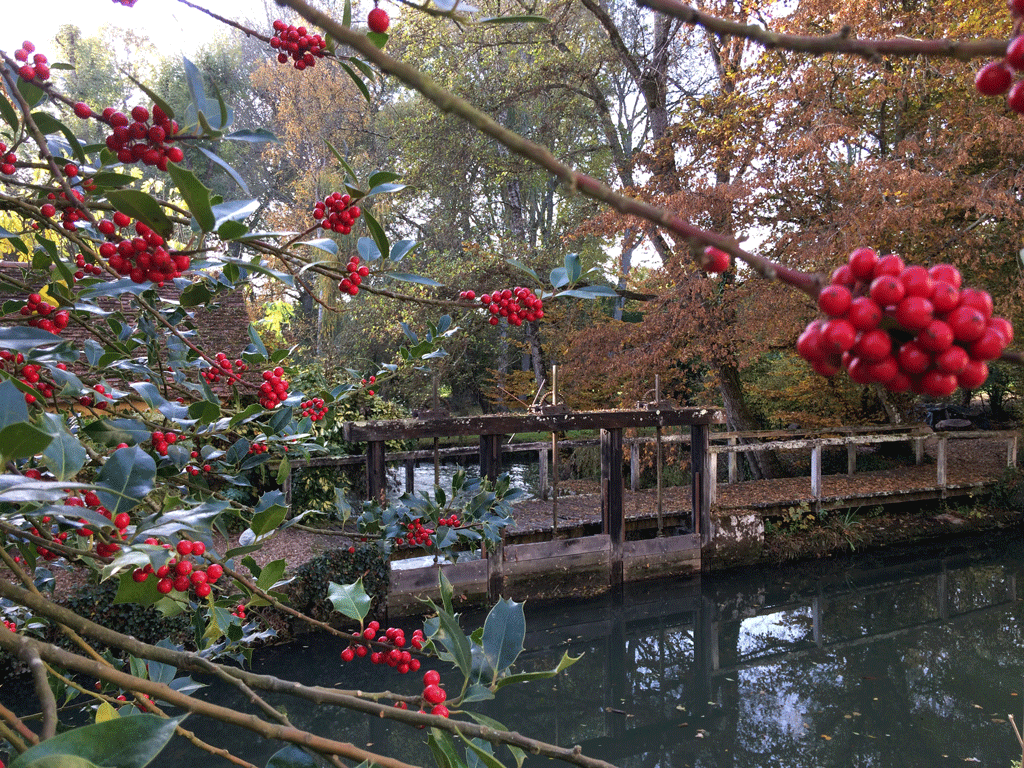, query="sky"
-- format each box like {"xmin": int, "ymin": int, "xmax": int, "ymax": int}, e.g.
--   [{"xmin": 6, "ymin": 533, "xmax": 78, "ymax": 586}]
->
[{"xmin": 0, "ymin": 0, "xmax": 268, "ymax": 59}]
